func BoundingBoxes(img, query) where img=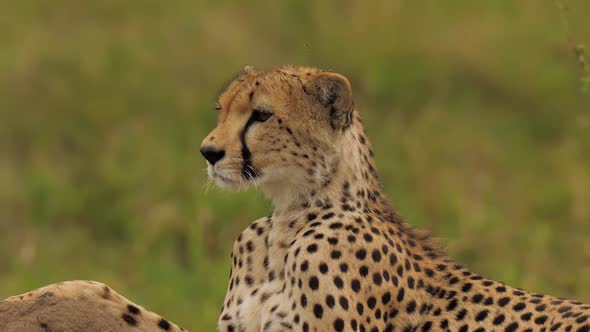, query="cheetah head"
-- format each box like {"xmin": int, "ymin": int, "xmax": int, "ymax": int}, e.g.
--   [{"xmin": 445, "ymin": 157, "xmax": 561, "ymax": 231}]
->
[{"xmin": 200, "ymin": 65, "xmax": 356, "ymax": 198}]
